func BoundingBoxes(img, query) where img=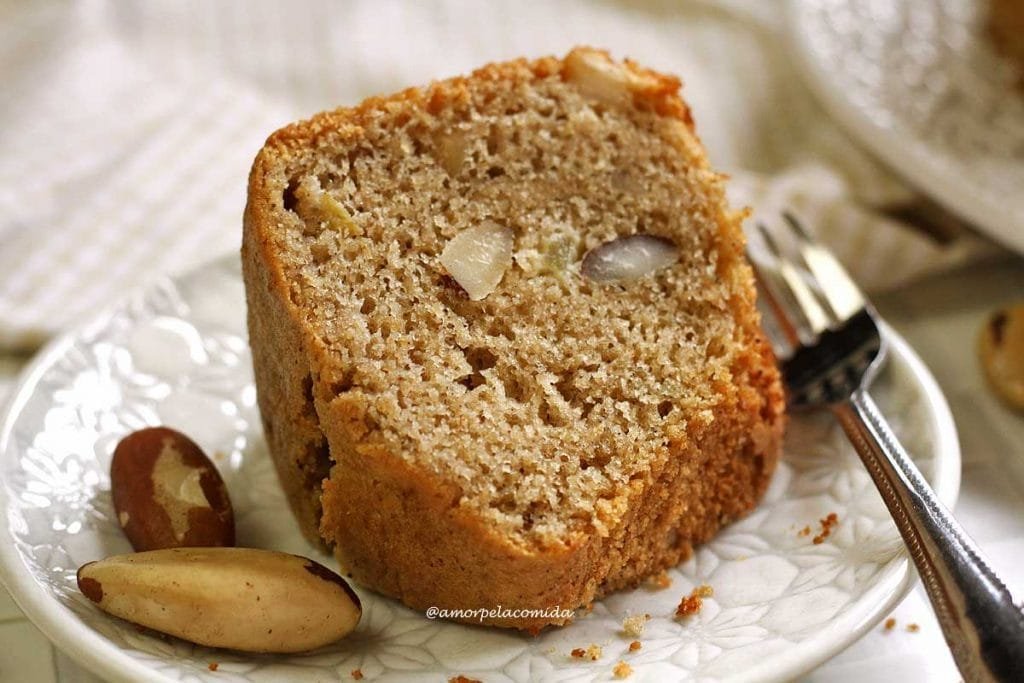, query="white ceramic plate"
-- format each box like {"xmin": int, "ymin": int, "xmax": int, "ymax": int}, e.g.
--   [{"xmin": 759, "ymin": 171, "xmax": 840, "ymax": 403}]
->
[
  {"xmin": 789, "ymin": 0, "xmax": 1024, "ymax": 254},
  {"xmin": 0, "ymin": 256, "xmax": 960, "ymax": 683}
]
